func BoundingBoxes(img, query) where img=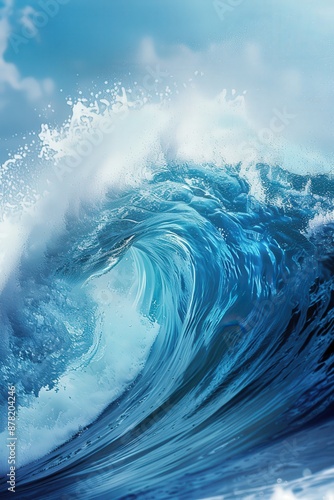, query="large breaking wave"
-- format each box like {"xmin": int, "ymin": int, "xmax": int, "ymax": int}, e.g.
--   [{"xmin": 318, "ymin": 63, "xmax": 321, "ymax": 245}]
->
[{"xmin": 0, "ymin": 88, "xmax": 333, "ymax": 499}]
